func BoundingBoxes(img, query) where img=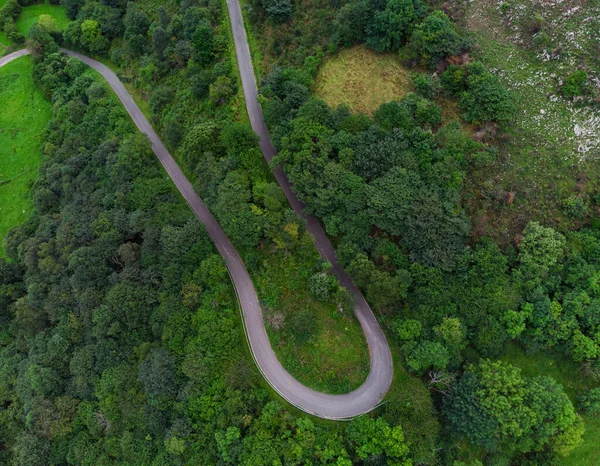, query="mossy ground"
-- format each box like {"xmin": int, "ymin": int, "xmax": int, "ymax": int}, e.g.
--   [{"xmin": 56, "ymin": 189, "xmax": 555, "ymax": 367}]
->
[{"xmin": 0, "ymin": 56, "xmax": 51, "ymax": 256}]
